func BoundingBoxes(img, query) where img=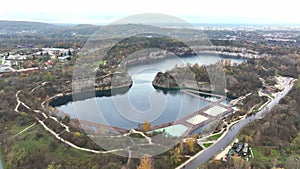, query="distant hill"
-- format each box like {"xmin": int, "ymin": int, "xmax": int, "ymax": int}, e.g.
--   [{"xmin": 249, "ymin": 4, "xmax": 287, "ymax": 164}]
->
[
  {"xmin": 0, "ymin": 20, "xmax": 211, "ymax": 49},
  {"xmin": 0, "ymin": 20, "xmax": 104, "ymax": 36},
  {"xmin": 0, "ymin": 20, "xmax": 58, "ymax": 32},
  {"xmin": 0, "ymin": 20, "xmax": 205, "ymax": 37}
]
